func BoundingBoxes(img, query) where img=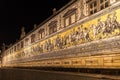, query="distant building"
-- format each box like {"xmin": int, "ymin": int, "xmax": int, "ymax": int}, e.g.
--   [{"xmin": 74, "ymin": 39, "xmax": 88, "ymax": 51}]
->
[{"xmin": 1, "ymin": 0, "xmax": 120, "ymax": 73}]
